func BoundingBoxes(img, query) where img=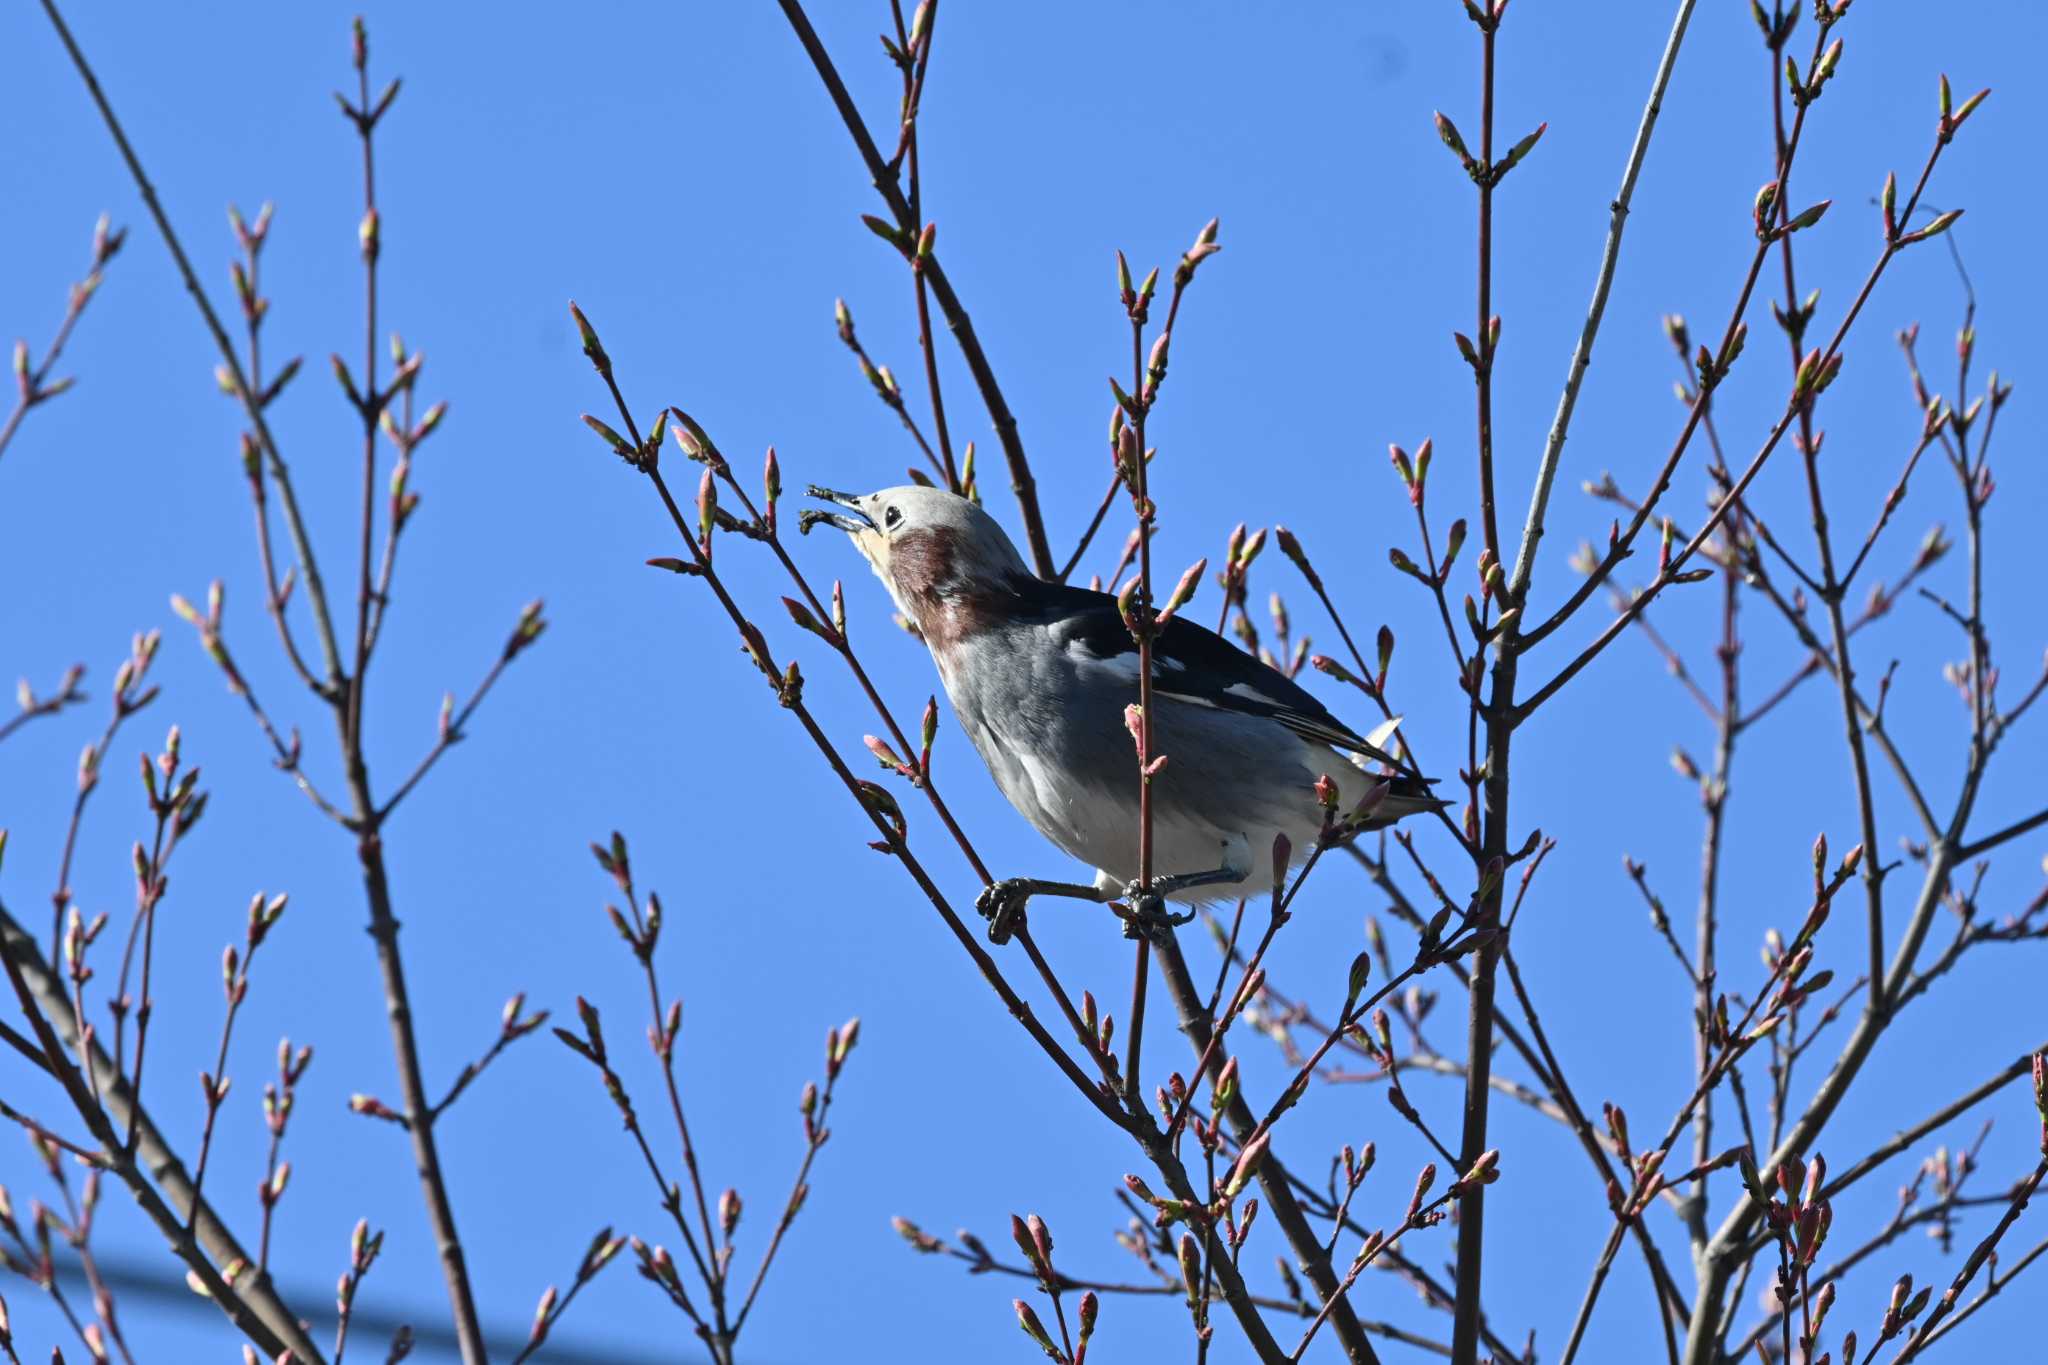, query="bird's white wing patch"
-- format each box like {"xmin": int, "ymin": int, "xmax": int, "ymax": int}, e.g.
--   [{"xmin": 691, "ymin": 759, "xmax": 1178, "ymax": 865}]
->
[
  {"xmin": 1067, "ymin": 641, "xmax": 1193, "ymax": 684},
  {"xmin": 1148, "ymin": 672, "xmax": 1281, "ymax": 715},
  {"xmin": 1066, "ymin": 643, "xmax": 1141, "ymax": 688}
]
